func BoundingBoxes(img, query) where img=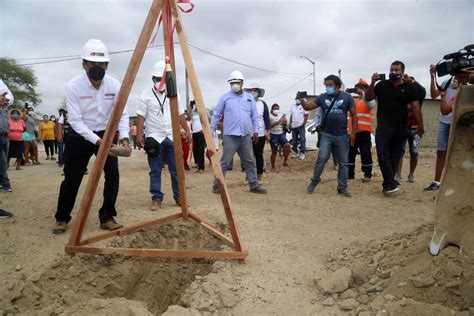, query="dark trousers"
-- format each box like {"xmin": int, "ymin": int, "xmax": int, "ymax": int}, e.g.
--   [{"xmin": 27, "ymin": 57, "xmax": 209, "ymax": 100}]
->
[
  {"xmin": 348, "ymin": 131, "xmax": 373, "ymax": 178},
  {"xmin": 253, "ymin": 136, "xmax": 266, "ymax": 175},
  {"xmin": 43, "ymin": 140, "xmax": 55, "ymax": 157},
  {"xmin": 375, "ymin": 127, "xmax": 407, "ymax": 190},
  {"xmin": 192, "ymin": 132, "xmax": 206, "ymax": 170},
  {"xmin": 55, "ymin": 130, "xmax": 119, "ymax": 224}
]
